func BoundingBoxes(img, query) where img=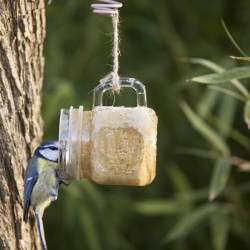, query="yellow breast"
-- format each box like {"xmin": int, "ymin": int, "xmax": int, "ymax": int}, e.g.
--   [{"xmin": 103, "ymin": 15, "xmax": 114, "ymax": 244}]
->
[{"xmin": 31, "ymin": 158, "xmax": 58, "ymax": 207}]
